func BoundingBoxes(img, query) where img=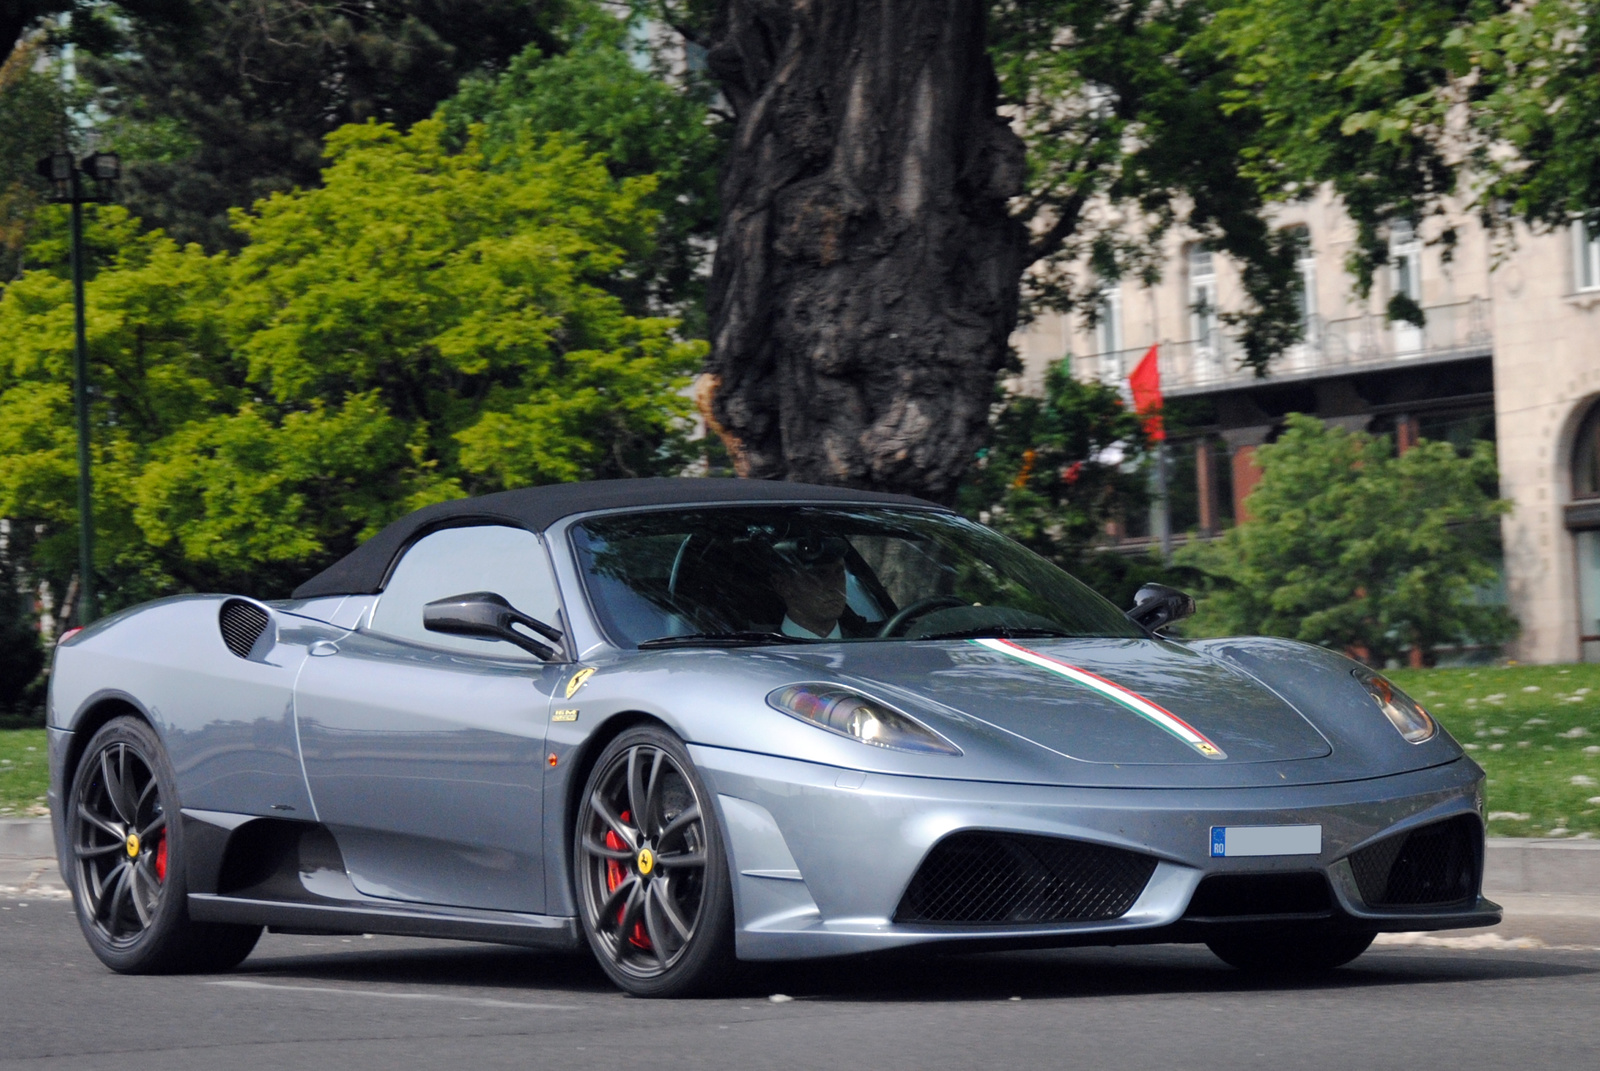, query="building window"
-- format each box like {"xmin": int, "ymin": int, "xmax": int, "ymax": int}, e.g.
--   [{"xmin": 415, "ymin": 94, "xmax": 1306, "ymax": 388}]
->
[
  {"xmin": 1574, "ymin": 402, "xmax": 1600, "ymax": 500},
  {"xmin": 1095, "ymin": 284, "xmax": 1122, "ymax": 378},
  {"xmin": 1187, "ymin": 243, "xmax": 1217, "ymax": 354},
  {"xmin": 1576, "ymin": 218, "xmax": 1600, "ymax": 292},
  {"xmin": 1389, "ymin": 221, "xmax": 1423, "ymax": 353},
  {"xmin": 1283, "ymin": 224, "xmax": 1317, "ymax": 336}
]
